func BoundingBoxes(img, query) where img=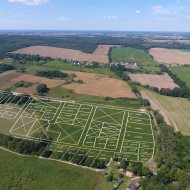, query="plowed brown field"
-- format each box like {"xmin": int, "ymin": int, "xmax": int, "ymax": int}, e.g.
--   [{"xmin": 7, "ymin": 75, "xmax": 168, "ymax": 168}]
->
[
  {"xmin": 12, "ymin": 45, "xmax": 119, "ymax": 64},
  {"xmin": 129, "ymin": 73, "xmax": 178, "ymax": 89},
  {"xmin": 149, "ymin": 48, "xmax": 190, "ymax": 65},
  {"xmin": 0, "ymin": 71, "xmax": 65, "ymax": 95},
  {"xmin": 63, "ymin": 70, "xmax": 136, "ymax": 98}
]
